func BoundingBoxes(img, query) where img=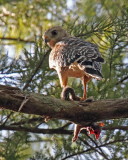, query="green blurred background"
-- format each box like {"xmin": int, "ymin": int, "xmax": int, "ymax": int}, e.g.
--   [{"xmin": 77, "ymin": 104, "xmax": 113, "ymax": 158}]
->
[{"xmin": 0, "ymin": 0, "xmax": 128, "ymax": 159}]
